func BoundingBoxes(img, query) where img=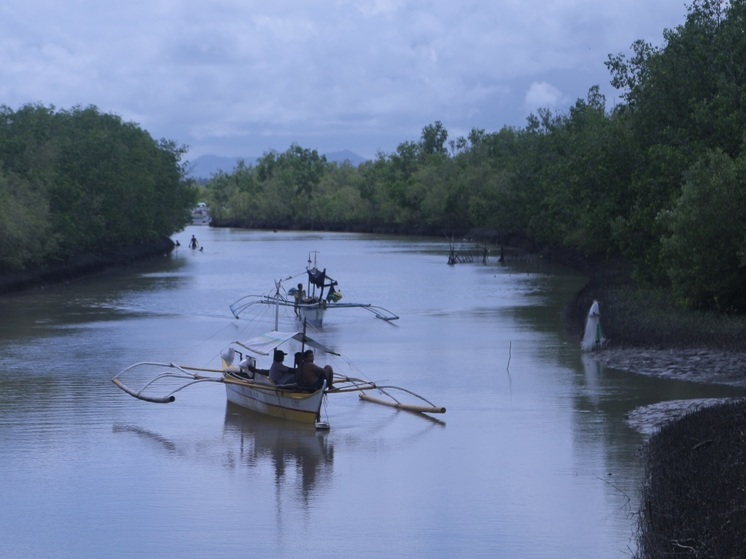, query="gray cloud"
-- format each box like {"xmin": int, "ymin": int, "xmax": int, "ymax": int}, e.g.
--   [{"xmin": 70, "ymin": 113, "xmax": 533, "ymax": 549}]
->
[{"xmin": 1, "ymin": 0, "xmax": 687, "ymax": 160}]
